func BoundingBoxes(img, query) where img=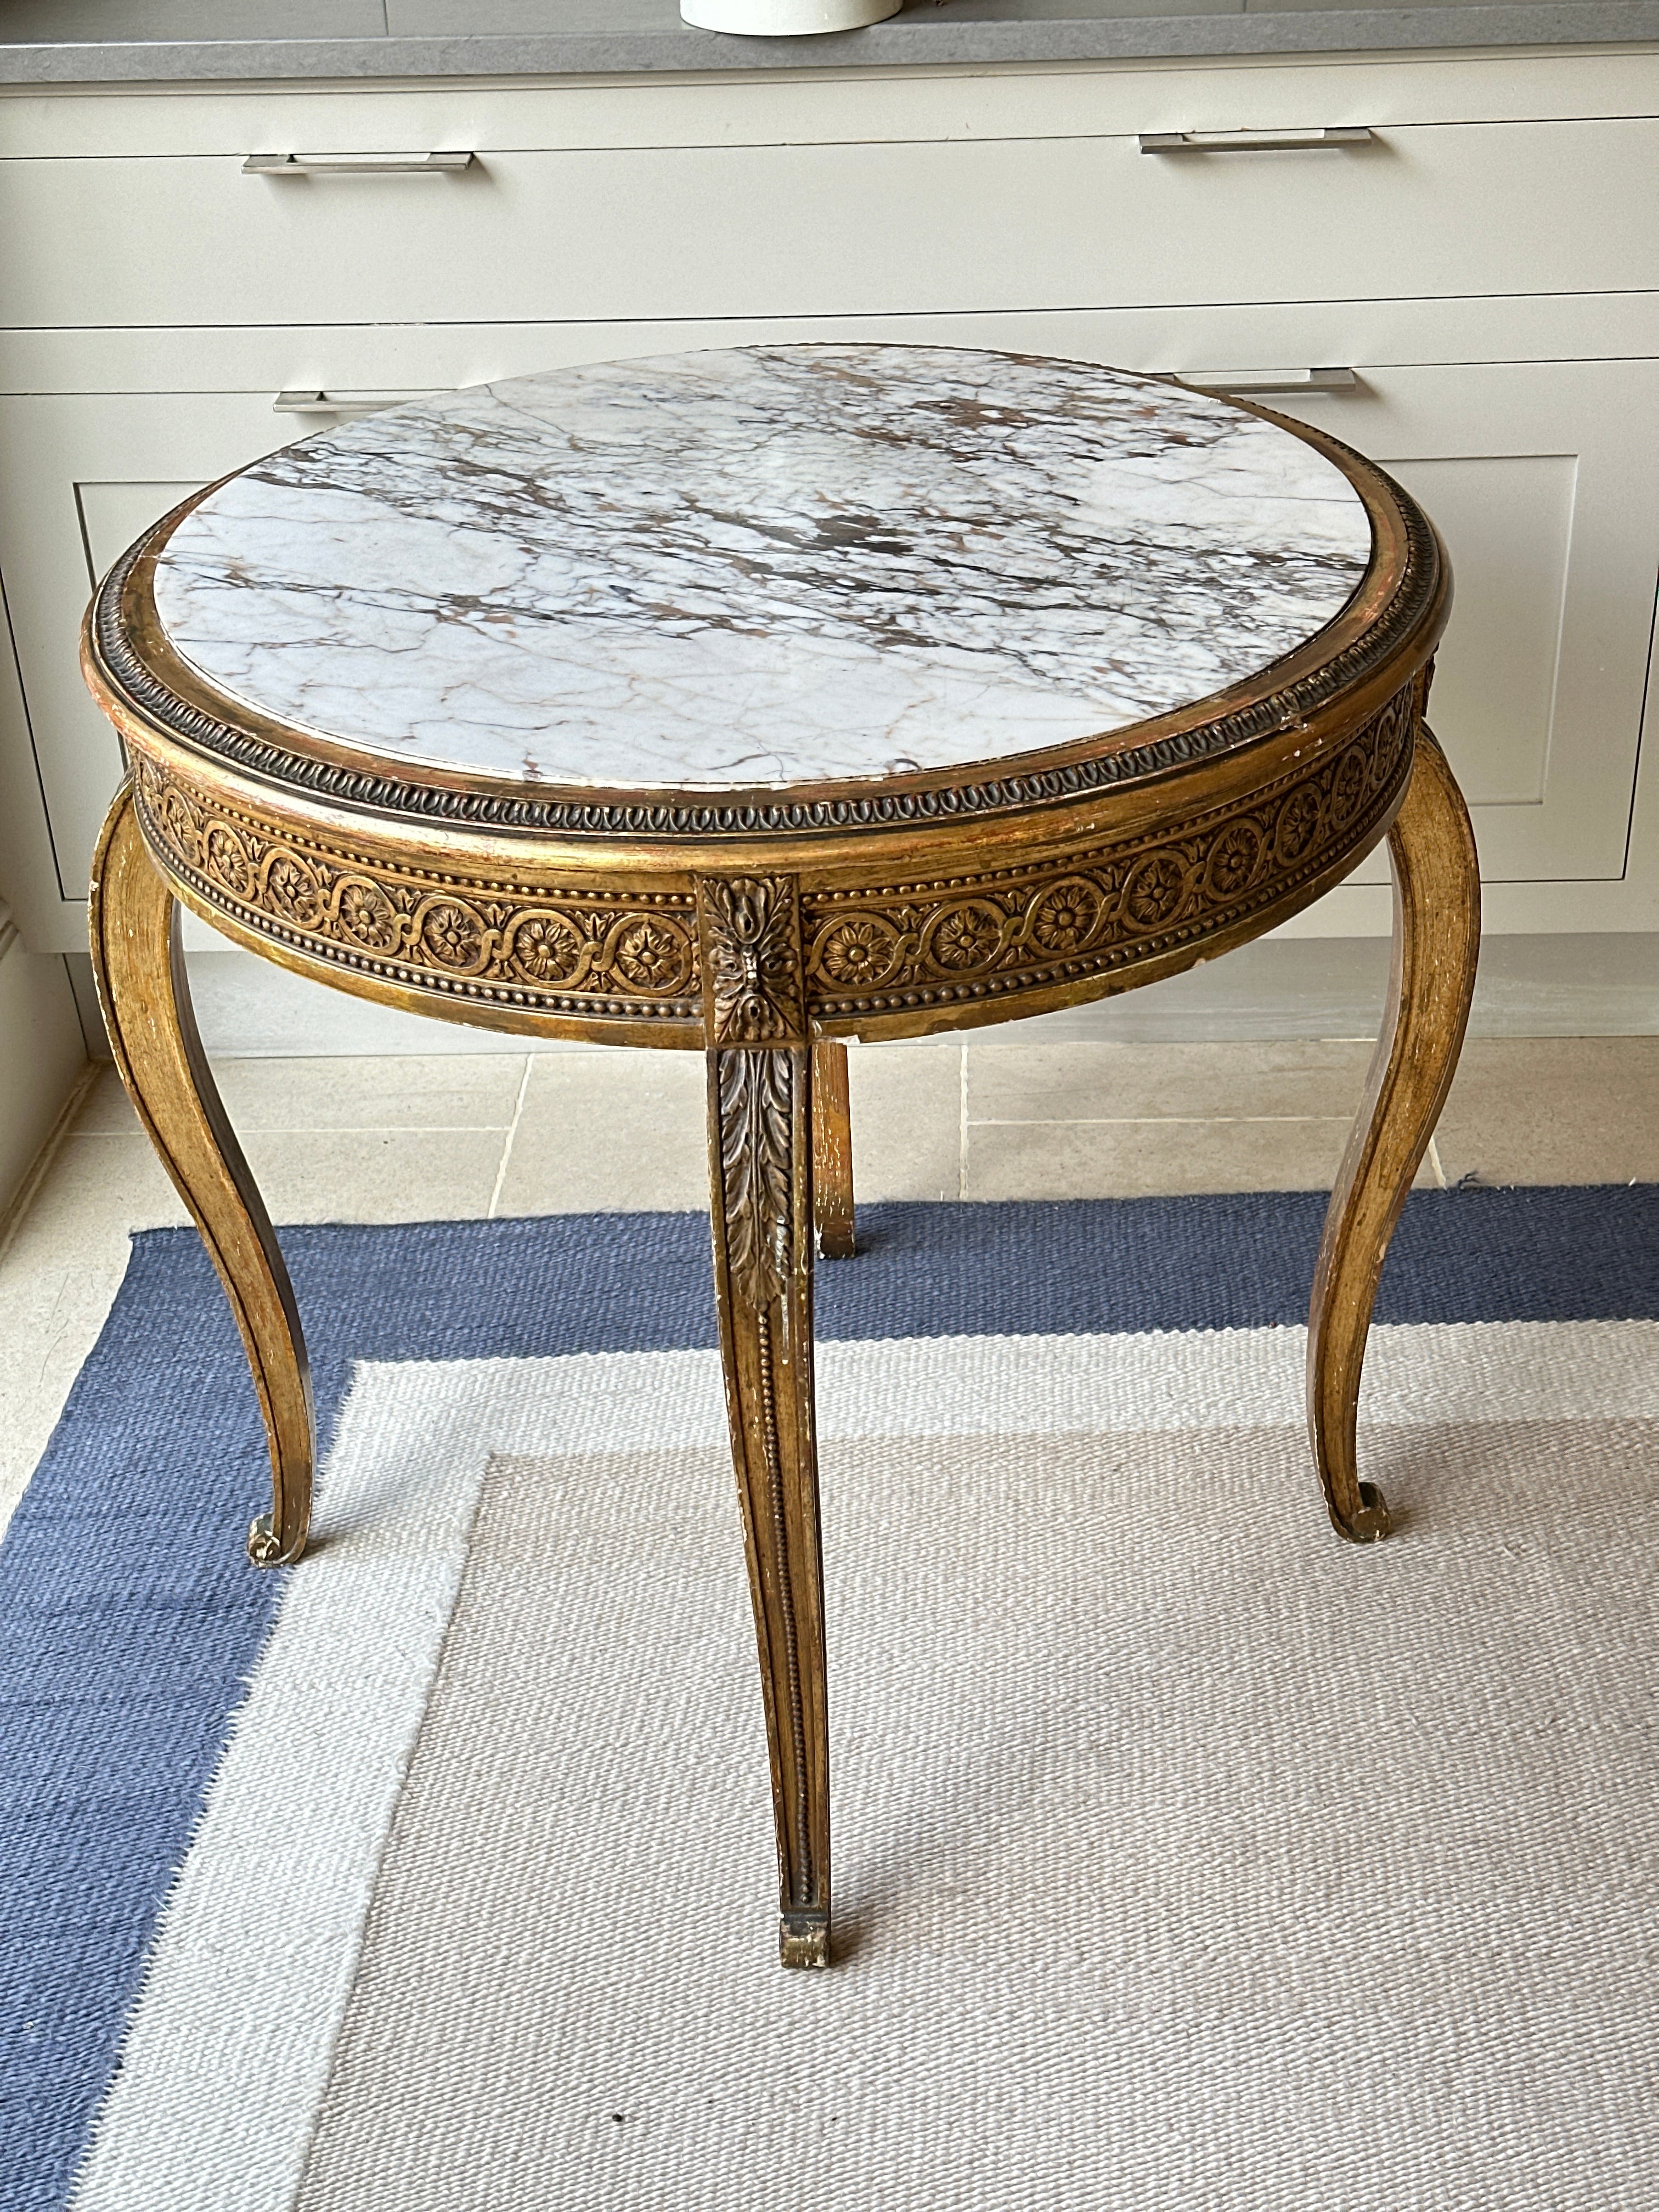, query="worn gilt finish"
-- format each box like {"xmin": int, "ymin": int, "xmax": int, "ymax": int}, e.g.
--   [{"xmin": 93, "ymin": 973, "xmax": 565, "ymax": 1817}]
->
[
  {"xmin": 696, "ymin": 874, "xmax": 831, "ymax": 1967},
  {"xmin": 82, "ymin": 353, "xmax": 1478, "ymax": 1969},
  {"xmin": 811, "ymin": 1043, "xmax": 856, "ymax": 1261},
  {"xmin": 1308, "ymin": 723, "xmax": 1482, "ymax": 1541},
  {"xmin": 89, "ymin": 787, "xmax": 314, "ymax": 1566}
]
